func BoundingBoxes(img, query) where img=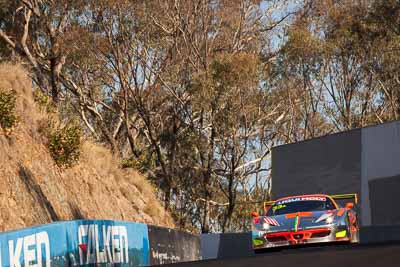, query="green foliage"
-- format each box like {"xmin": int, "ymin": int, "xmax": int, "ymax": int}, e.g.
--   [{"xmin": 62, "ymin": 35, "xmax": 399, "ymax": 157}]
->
[
  {"xmin": 47, "ymin": 121, "xmax": 82, "ymax": 168},
  {"xmin": 121, "ymin": 158, "xmax": 138, "ymax": 169},
  {"xmin": 33, "ymin": 90, "xmax": 56, "ymax": 113},
  {"xmin": 121, "ymin": 151, "xmax": 156, "ymax": 172},
  {"xmin": 0, "ymin": 89, "xmax": 17, "ymax": 133}
]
